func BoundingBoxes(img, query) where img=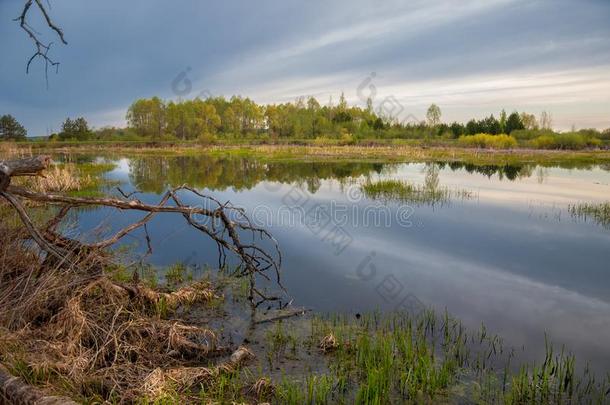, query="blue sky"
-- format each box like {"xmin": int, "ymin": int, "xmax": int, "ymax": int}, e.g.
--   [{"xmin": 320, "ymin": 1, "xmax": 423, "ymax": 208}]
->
[{"xmin": 1, "ymin": 0, "xmax": 609, "ymax": 136}]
